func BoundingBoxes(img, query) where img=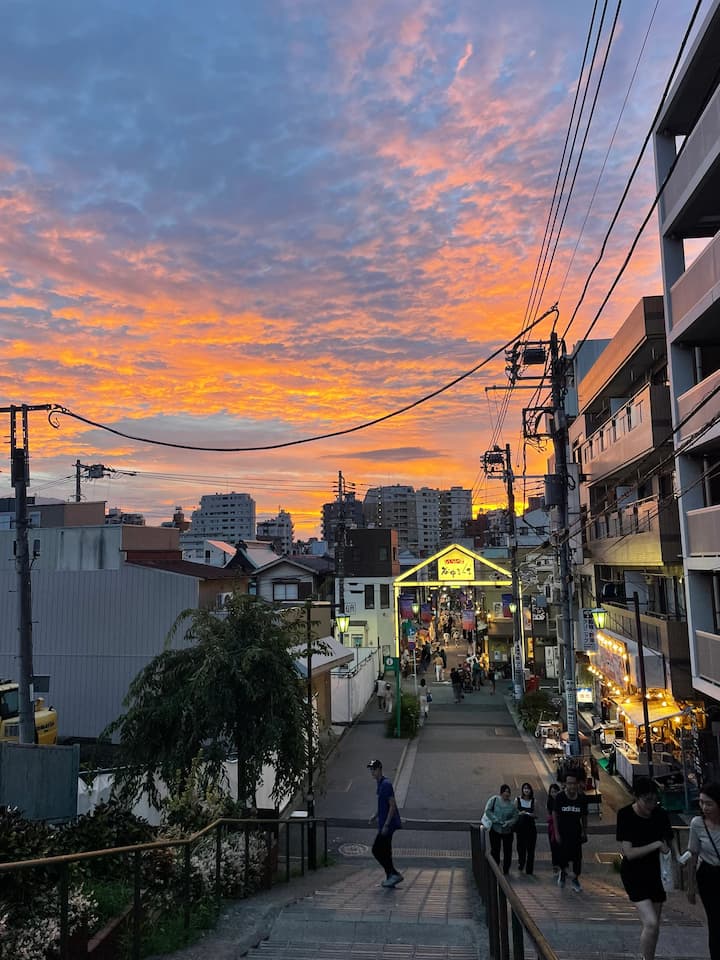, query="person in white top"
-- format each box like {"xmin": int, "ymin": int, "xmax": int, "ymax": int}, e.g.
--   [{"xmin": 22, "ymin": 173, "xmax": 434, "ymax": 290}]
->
[{"xmin": 687, "ymin": 781, "xmax": 720, "ymax": 960}]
